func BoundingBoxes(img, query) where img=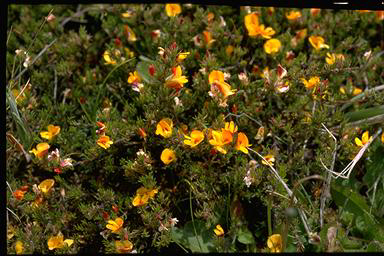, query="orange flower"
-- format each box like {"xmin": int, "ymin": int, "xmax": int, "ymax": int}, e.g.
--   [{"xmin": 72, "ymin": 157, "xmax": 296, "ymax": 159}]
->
[
  {"xmin": 309, "ymin": 36, "xmax": 329, "ymax": 50},
  {"xmin": 301, "ymin": 76, "xmax": 320, "ymax": 90},
  {"xmin": 355, "ymin": 131, "xmax": 372, "ymax": 147},
  {"xmin": 184, "ymin": 130, "xmax": 204, "ymax": 148},
  {"xmin": 381, "ymin": 132, "xmax": 384, "ymax": 143},
  {"xmin": 47, "ymin": 232, "xmax": 74, "ymax": 250},
  {"xmin": 165, "ymin": 4, "xmax": 181, "ymax": 17},
  {"xmin": 286, "ymin": 10, "xmax": 302, "ymax": 20},
  {"xmin": 214, "ymin": 224, "xmax": 224, "ymax": 236},
  {"xmin": 128, "ymin": 71, "xmax": 141, "ymax": 84},
  {"xmin": 235, "ymin": 132, "xmax": 252, "ymax": 154},
  {"xmin": 97, "ymin": 135, "xmax": 113, "ymax": 149},
  {"xmin": 38, "ymin": 179, "xmax": 55, "ymax": 193},
  {"xmin": 244, "ymin": 12, "xmax": 275, "ymax": 39},
  {"xmin": 29, "ymin": 142, "xmax": 50, "ymax": 159},
  {"xmin": 155, "ymin": 118, "xmax": 173, "ymax": 138},
  {"xmin": 160, "ymin": 148, "xmax": 176, "ymax": 165},
  {"xmin": 203, "ymin": 31, "xmax": 215, "ymax": 47},
  {"xmin": 138, "ymin": 128, "xmax": 147, "ymax": 139},
  {"xmin": 310, "ymin": 8, "xmax": 321, "ymax": 16},
  {"xmin": 106, "ymin": 217, "xmax": 124, "ymax": 233},
  {"xmin": 115, "ymin": 239, "xmax": 134, "ymax": 253},
  {"xmin": 267, "ymin": 234, "xmax": 283, "ymax": 253},
  {"xmin": 15, "ymin": 241, "xmax": 23, "ymax": 254},
  {"xmin": 208, "ymin": 70, "xmax": 236, "ymax": 99},
  {"xmin": 165, "ymin": 66, "xmax": 188, "ymax": 90},
  {"xmin": 40, "ymin": 125, "xmax": 60, "ymax": 140},
  {"xmin": 264, "ymin": 39, "xmax": 281, "ymax": 54},
  {"xmin": 262, "ymin": 154, "xmax": 275, "ymax": 166},
  {"xmin": 132, "ymin": 187, "xmax": 158, "ymax": 207},
  {"xmin": 13, "ymin": 190, "xmax": 25, "ymax": 200}
]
